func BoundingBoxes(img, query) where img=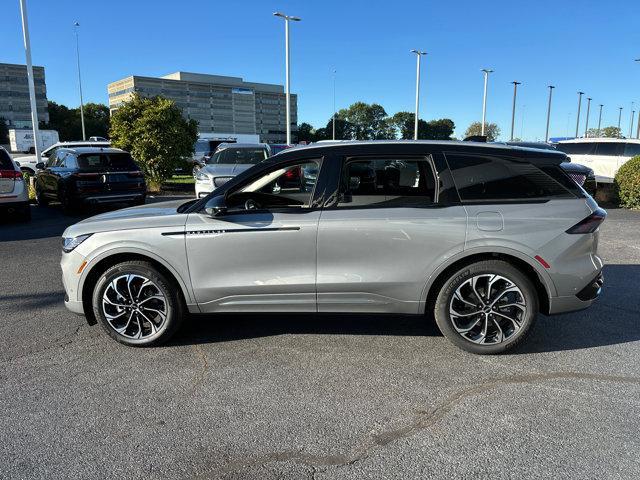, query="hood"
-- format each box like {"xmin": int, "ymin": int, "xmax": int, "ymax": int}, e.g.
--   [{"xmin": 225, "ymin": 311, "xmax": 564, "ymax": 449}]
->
[
  {"xmin": 201, "ymin": 163, "xmax": 253, "ymax": 177},
  {"xmin": 62, "ymin": 199, "xmax": 190, "ymax": 237}
]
